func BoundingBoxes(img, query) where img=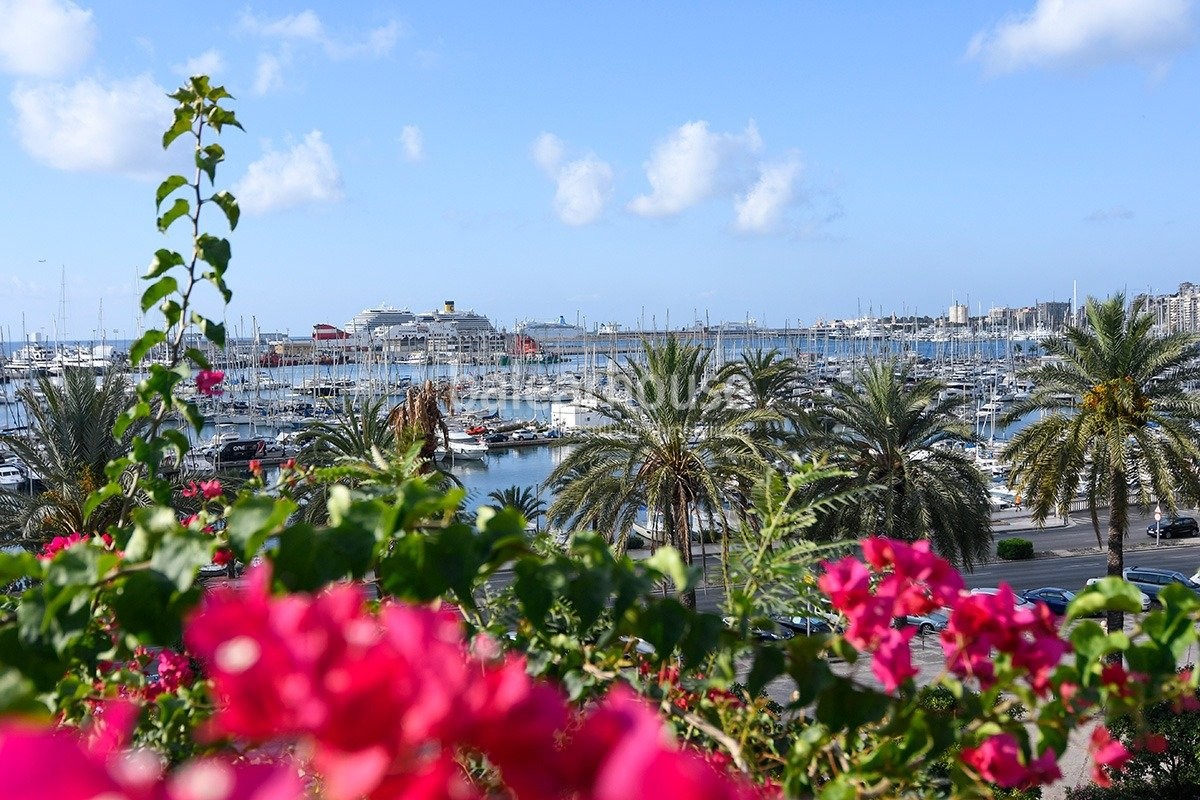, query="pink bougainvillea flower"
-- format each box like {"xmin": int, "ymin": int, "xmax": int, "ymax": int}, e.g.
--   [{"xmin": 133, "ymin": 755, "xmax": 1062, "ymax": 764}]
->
[
  {"xmin": 940, "ymin": 583, "xmax": 1068, "ymax": 693},
  {"xmin": 961, "ymin": 732, "xmax": 1051, "ymax": 789},
  {"xmin": 196, "ymin": 369, "xmax": 225, "ymax": 396},
  {"xmin": 872, "ymin": 627, "xmax": 918, "ymax": 692},
  {"xmin": 0, "ymin": 720, "xmax": 144, "ymax": 800},
  {"xmin": 39, "ymin": 532, "xmax": 86, "ymax": 560},
  {"xmin": 248, "ymin": 459, "xmax": 263, "ymax": 476},
  {"xmin": 199, "ymin": 479, "xmax": 223, "ymax": 500},
  {"xmin": 166, "ymin": 759, "xmax": 305, "ymax": 800},
  {"xmin": 180, "ymin": 514, "xmax": 199, "ymax": 528},
  {"xmin": 818, "ymin": 555, "xmax": 873, "ymax": 615},
  {"xmin": 147, "ymin": 650, "xmax": 195, "ymax": 698},
  {"xmin": 1090, "ymin": 725, "xmax": 1131, "ymax": 787},
  {"xmin": 181, "ymin": 481, "xmax": 200, "ymax": 498}
]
